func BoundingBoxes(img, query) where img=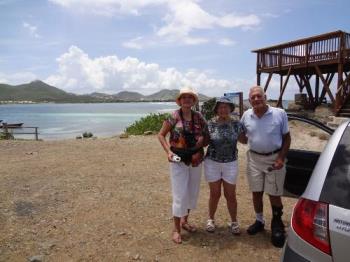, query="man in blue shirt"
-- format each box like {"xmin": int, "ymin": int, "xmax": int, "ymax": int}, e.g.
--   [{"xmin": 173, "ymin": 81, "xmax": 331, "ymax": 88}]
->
[{"xmin": 241, "ymin": 86, "xmax": 291, "ymax": 248}]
